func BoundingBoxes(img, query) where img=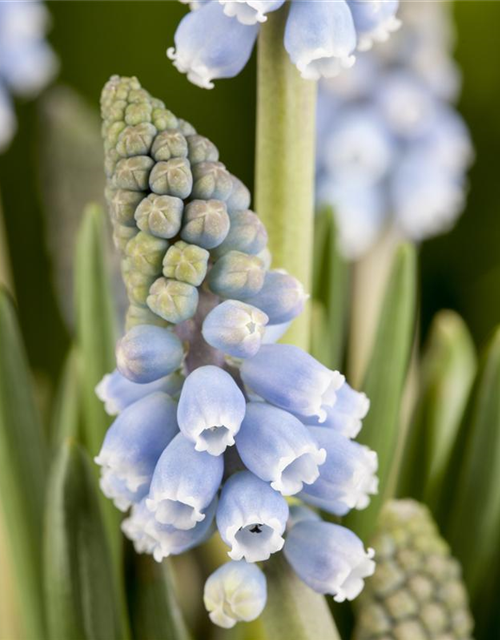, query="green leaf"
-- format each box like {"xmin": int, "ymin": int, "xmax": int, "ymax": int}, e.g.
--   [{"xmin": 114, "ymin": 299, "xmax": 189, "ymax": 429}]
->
[
  {"xmin": 397, "ymin": 310, "xmax": 476, "ymax": 509},
  {"xmin": 443, "ymin": 326, "xmax": 500, "ymax": 603},
  {"xmin": 44, "ymin": 439, "xmax": 122, "ymax": 640},
  {"xmin": 344, "ymin": 244, "xmax": 417, "ymax": 541},
  {"xmin": 127, "ymin": 554, "xmax": 192, "ymax": 640},
  {"xmin": 0, "ymin": 288, "xmax": 47, "ymax": 640},
  {"xmin": 262, "ymin": 554, "xmax": 341, "ymax": 640},
  {"xmin": 50, "ymin": 346, "xmax": 81, "ymax": 448},
  {"xmin": 74, "ymin": 203, "xmax": 116, "ymax": 457},
  {"xmin": 312, "ymin": 206, "xmax": 349, "ymax": 370}
]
